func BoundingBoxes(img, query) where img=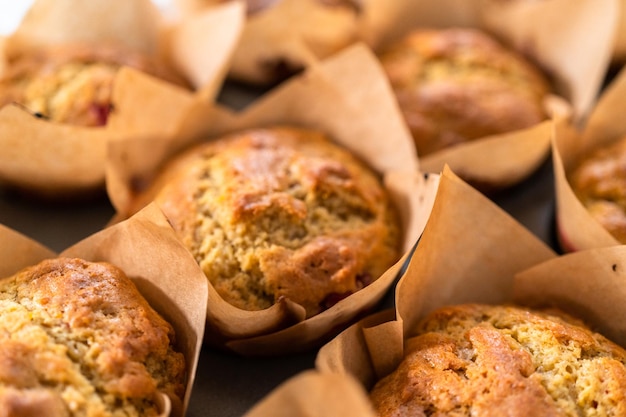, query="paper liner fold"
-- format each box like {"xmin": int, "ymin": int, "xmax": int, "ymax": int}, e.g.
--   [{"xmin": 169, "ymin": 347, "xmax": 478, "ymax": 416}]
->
[
  {"xmin": 4, "ymin": 0, "xmax": 163, "ymax": 57},
  {"xmin": 0, "ymin": 0, "xmax": 243, "ymax": 196},
  {"xmin": 243, "ymin": 370, "xmax": 376, "ymax": 417},
  {"xmin": 0, "ymin": 105, "xmax": 110, "ymax": 195},
  {"xmin": 106, "ymin": 44, "xmax": 434, "ymax": 355},
  {"xmin": 0, "ymin": 205, "xmax": 208, "ymax": 417},
  {"xmin": 0, "ymin": 224, "xmax": 55, "ymax": 278},
  {"xmin": 161, "ymin": 1, "xmax": 245, "ymax": 100},
  {"xmin": 514, "ymin": 246, "xmax": 626, "ymax": 348},
  {"xmin": 553, "ymin": 65, "xmax": 626, "ymax": 252},
  {"xmin": 420, "ymin": 120, "xmax": 554, "ymax": 190}
]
